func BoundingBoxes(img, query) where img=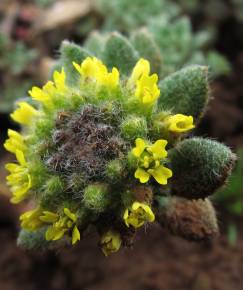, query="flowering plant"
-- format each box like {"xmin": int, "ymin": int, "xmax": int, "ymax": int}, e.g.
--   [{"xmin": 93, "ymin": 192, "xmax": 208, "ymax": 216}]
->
[{"xmin": 4, "ymin": 42, "xmax": 235, "ymax": 255}]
